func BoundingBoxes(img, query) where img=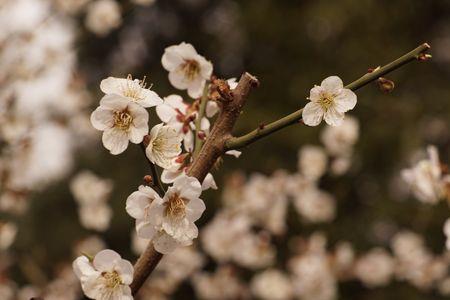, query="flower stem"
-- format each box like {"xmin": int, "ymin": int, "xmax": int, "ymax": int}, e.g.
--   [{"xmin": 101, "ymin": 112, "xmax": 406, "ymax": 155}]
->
[
  {"xmin": 224, "ymin": 43, "xmax": 431, "ymax": 151},
  {"xmin": 193, "ymin": 84, "xmax": 210, "ymax": 158},
  {"xmin": 139, "ymin": 143, "xmax": 165, "ymax": 196}
]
